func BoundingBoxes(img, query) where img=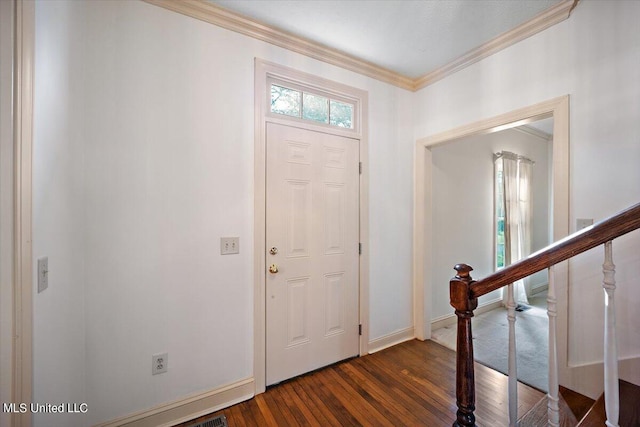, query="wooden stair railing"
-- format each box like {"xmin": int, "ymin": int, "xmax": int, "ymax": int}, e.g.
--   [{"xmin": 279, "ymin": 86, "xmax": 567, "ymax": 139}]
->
[{"xmin": 449, "ymin": 202, "xmax": 640, "ymax": 427}]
